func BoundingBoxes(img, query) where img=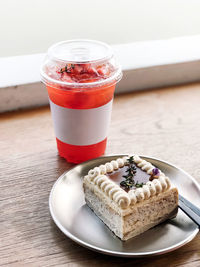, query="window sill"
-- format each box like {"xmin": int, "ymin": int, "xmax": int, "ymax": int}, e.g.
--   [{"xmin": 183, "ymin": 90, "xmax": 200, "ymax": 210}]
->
[{"xmin": 1, "ymin": 35, "xmax": 200, "ymax": 112}]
